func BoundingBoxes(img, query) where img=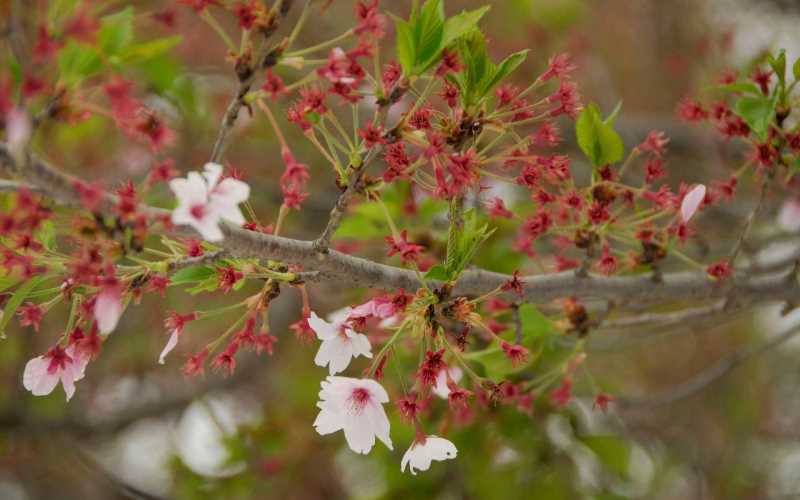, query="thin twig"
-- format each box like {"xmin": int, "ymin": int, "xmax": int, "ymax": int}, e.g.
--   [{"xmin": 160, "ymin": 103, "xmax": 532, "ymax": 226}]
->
[{"xmin": 618, "ymin": 320, "xmax": 800, "ymax": 409}]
